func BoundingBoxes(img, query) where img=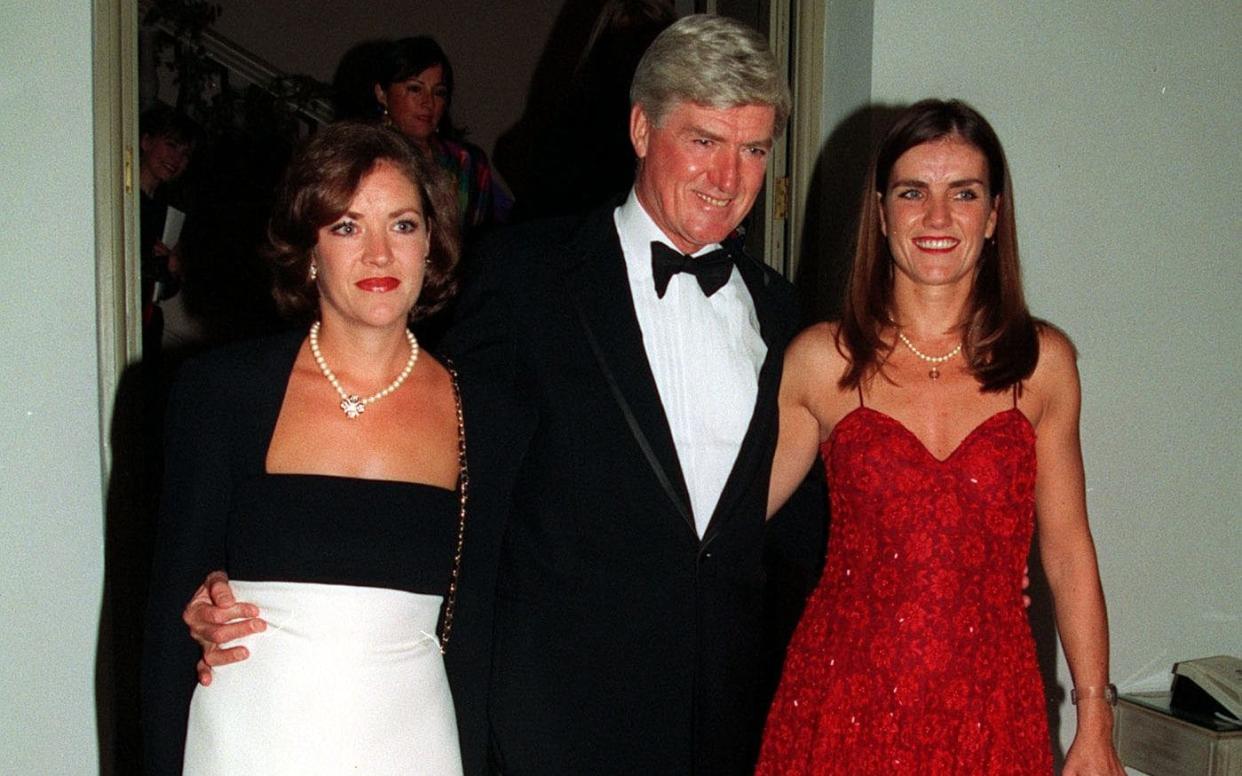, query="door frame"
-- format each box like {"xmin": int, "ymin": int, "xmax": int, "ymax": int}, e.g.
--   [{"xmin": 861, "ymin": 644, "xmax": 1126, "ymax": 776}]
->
[
  {"xmin": 785, "ymin": 1, "xmax": 827, "ymax": 282},
  {"xmin": 92, "ymin": 0, "xmax": 140, "ymax": 476},
  {"xmin": 698, "ymin": 0, "xmax": 825, "ymax": 281}
]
